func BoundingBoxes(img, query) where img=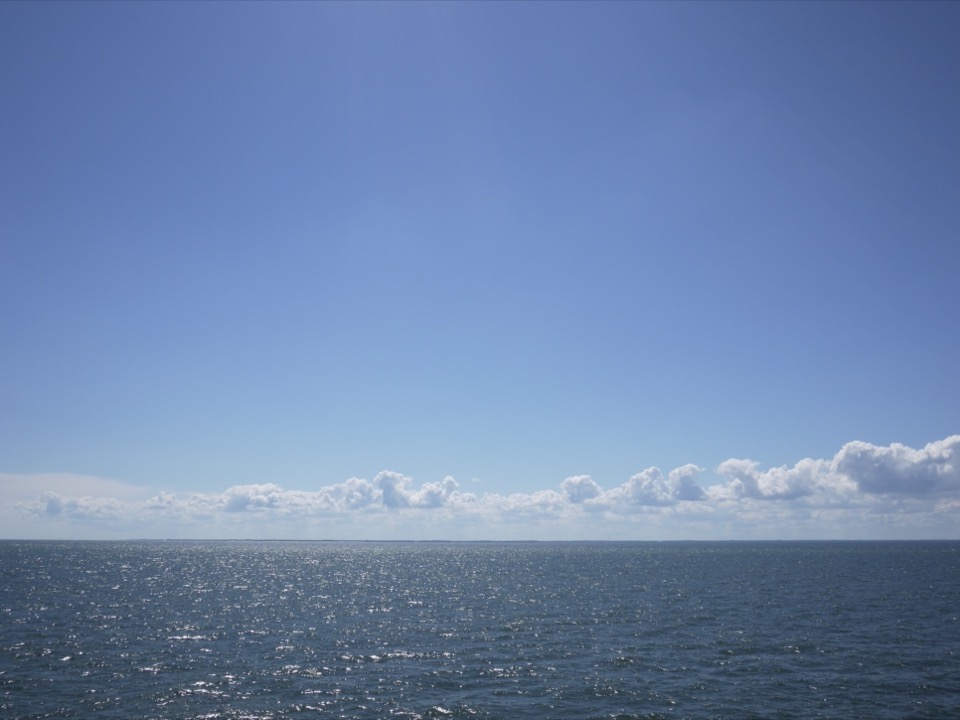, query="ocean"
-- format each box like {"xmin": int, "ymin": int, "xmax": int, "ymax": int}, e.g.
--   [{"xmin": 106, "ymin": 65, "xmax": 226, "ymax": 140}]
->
[{"xmin": 1, "ymin": 540, "xmax": 958, "ymax": 719}]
